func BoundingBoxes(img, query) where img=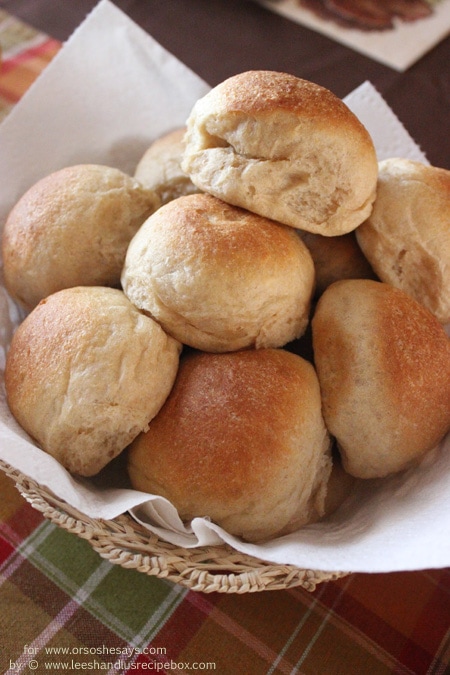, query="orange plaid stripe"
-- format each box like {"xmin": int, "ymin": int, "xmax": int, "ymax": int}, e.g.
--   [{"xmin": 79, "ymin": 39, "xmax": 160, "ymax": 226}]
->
[
  {"xmin": 0, "ymin": 10, "xmax": 61, "ymax": 120},
  {"xmin": 0, "ymin": 38, "xmax": 61, "ymax": 102}
]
